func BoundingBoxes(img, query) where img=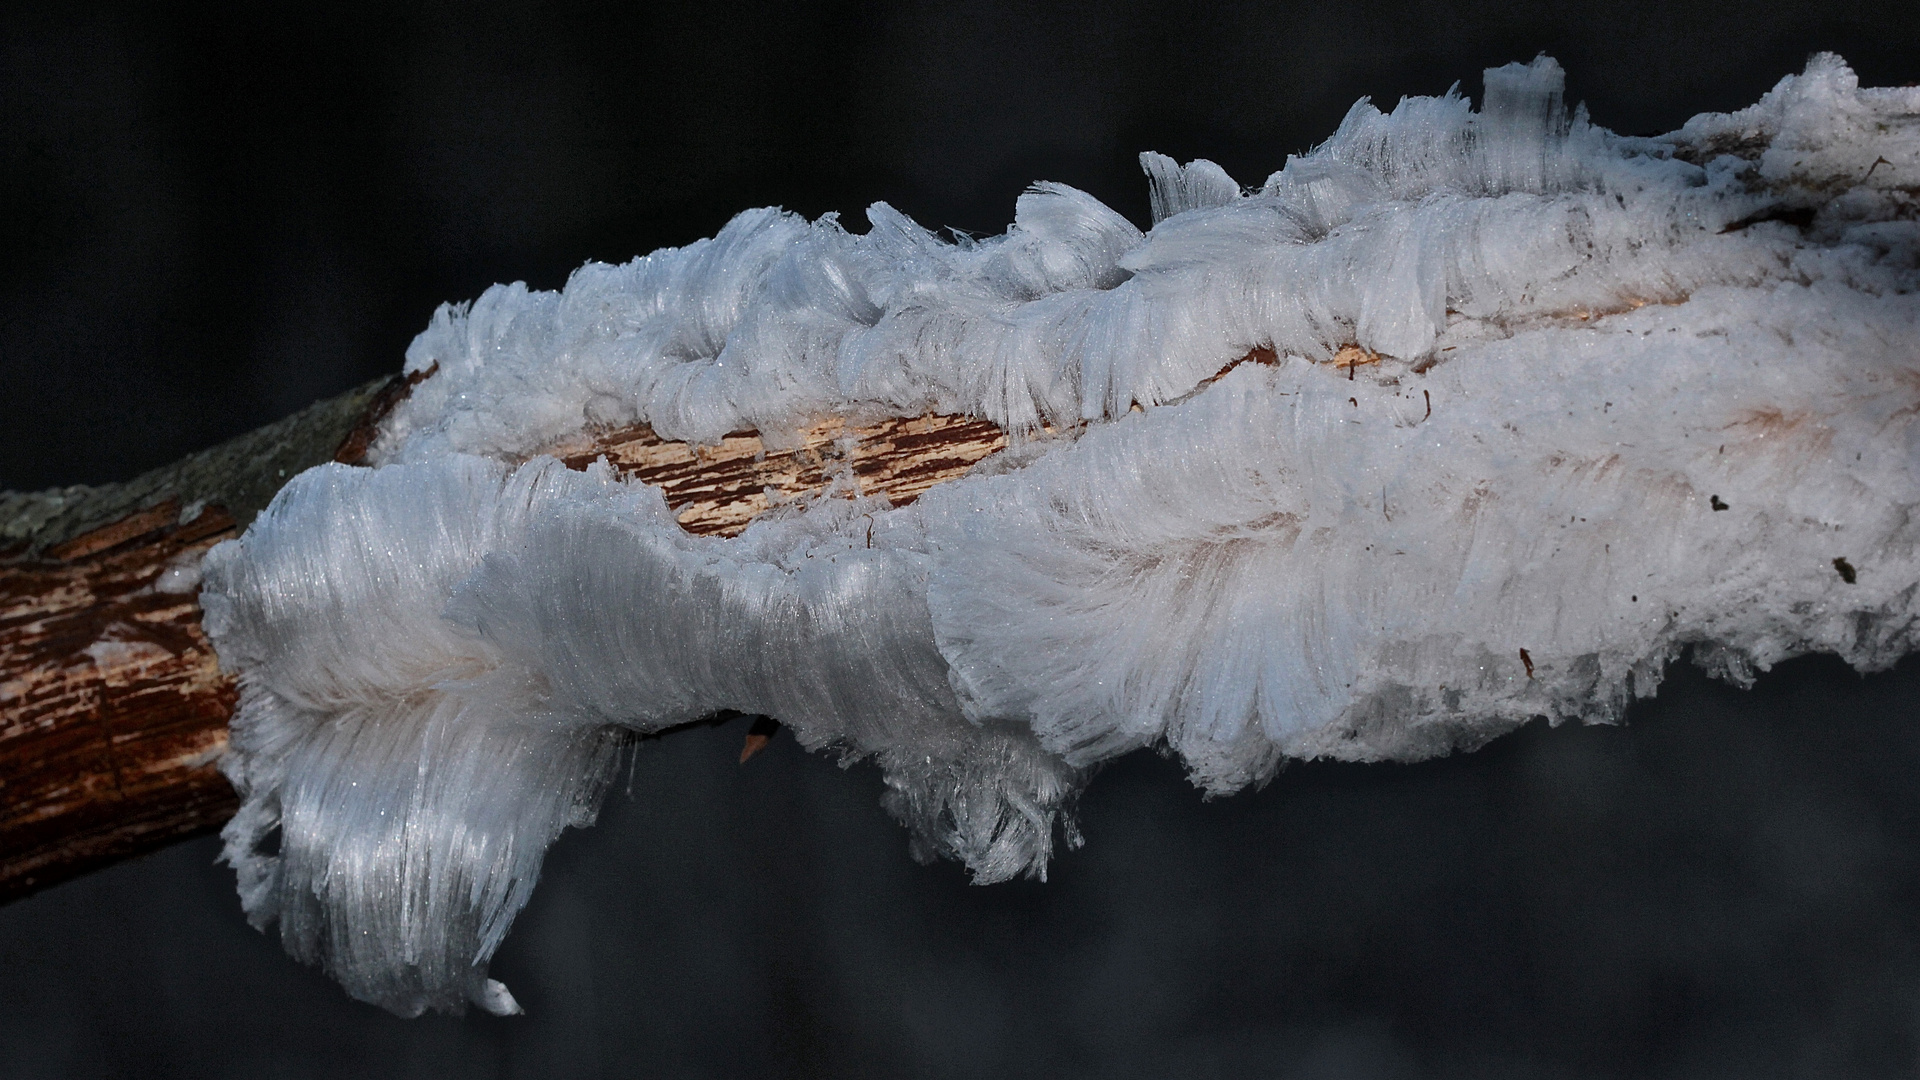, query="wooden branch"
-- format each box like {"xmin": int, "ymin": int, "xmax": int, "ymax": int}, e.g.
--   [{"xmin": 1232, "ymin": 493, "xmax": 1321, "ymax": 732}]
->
[
  {"xmin": 0, "ymin": 373, "xmax": 1018, "ymax": 901},
  {"xmin": 0, "ymin": 378, "xmax": 400, "ymax": 901},
  {"xmin": 0, "ymin": 507, "xmax": 240, "ymax": 900}
]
